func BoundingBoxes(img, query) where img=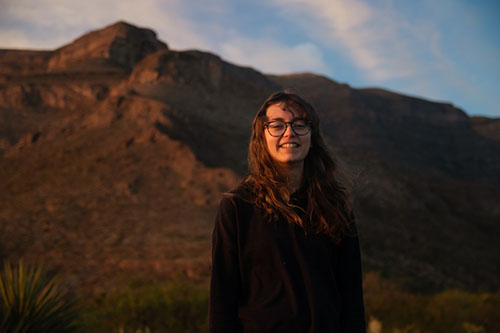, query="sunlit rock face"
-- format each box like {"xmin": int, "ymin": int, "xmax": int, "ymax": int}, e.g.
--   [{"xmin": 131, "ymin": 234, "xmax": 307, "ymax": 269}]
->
[{"xmin": 47, "ymin": 21, "xmax": 168, "ymax": 72}]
